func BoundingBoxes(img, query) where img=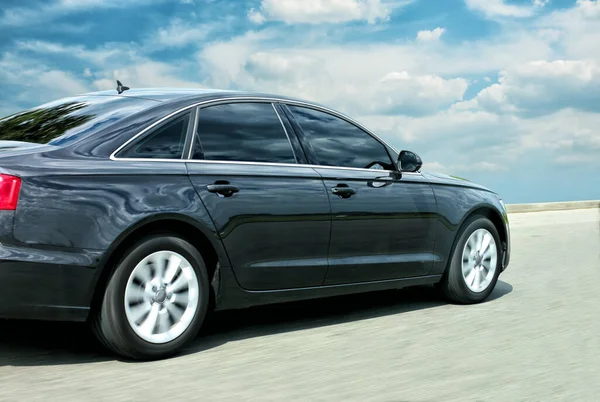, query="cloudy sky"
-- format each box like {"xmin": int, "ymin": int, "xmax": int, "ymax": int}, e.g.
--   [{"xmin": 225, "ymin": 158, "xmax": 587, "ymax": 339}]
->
[{"xmin": 1, "ymin": 0, "xmax": 599, "ymax": 203}]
